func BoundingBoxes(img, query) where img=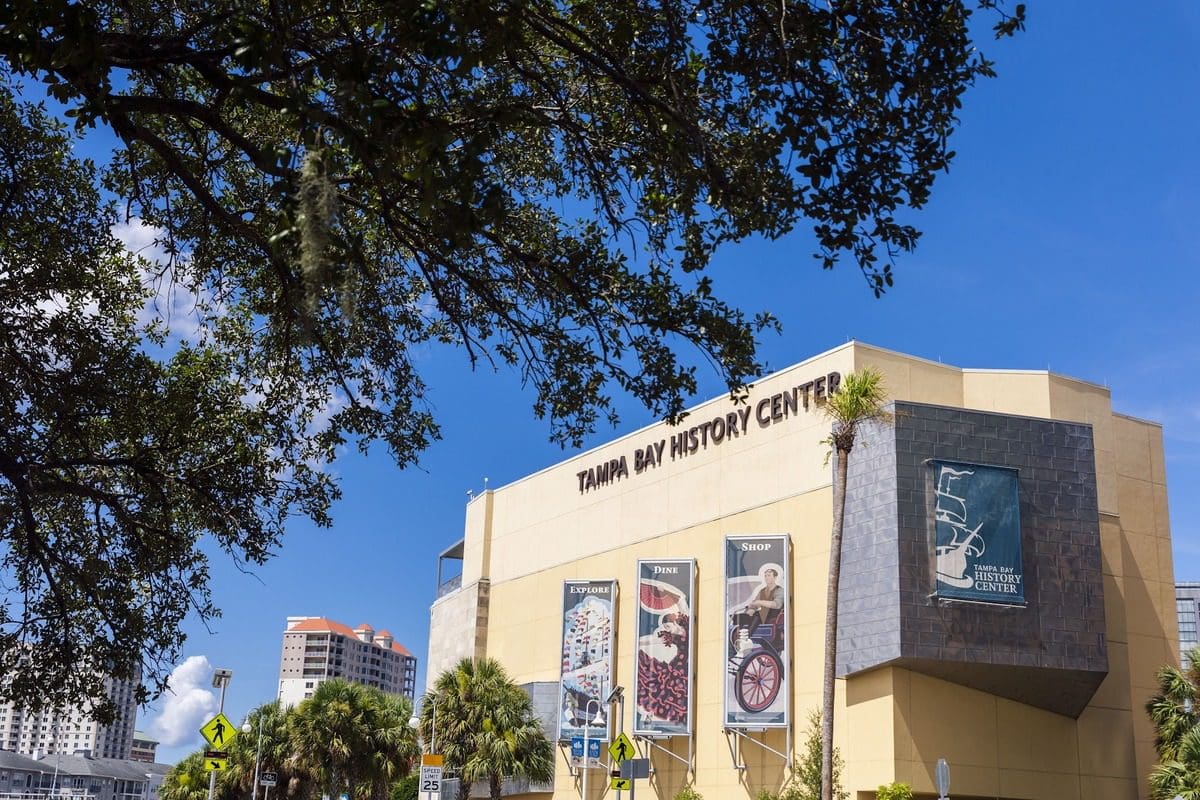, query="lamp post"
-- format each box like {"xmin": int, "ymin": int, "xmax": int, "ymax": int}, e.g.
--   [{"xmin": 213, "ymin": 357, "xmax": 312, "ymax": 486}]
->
[
  {"xmin": 241, "ymin": 713, "xmax": 264, "ymax": 800},
  {"xmin": 408, "ymin": 695, "xmax": 437, "ymax": 754},
  {"xmin": 604, "ymin": 688, "xmax": 624, "ymax": 800},
  {"xmin": 48, "ymin": 722, "xmax": 61, "ymax": 799},
  {"xmin": 581, "ymin": 699, "xmax": 604, "ymax": 800},
  {"xmin": 208, "ymin": 669, "xmax": 232, "ymax": 800}
]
